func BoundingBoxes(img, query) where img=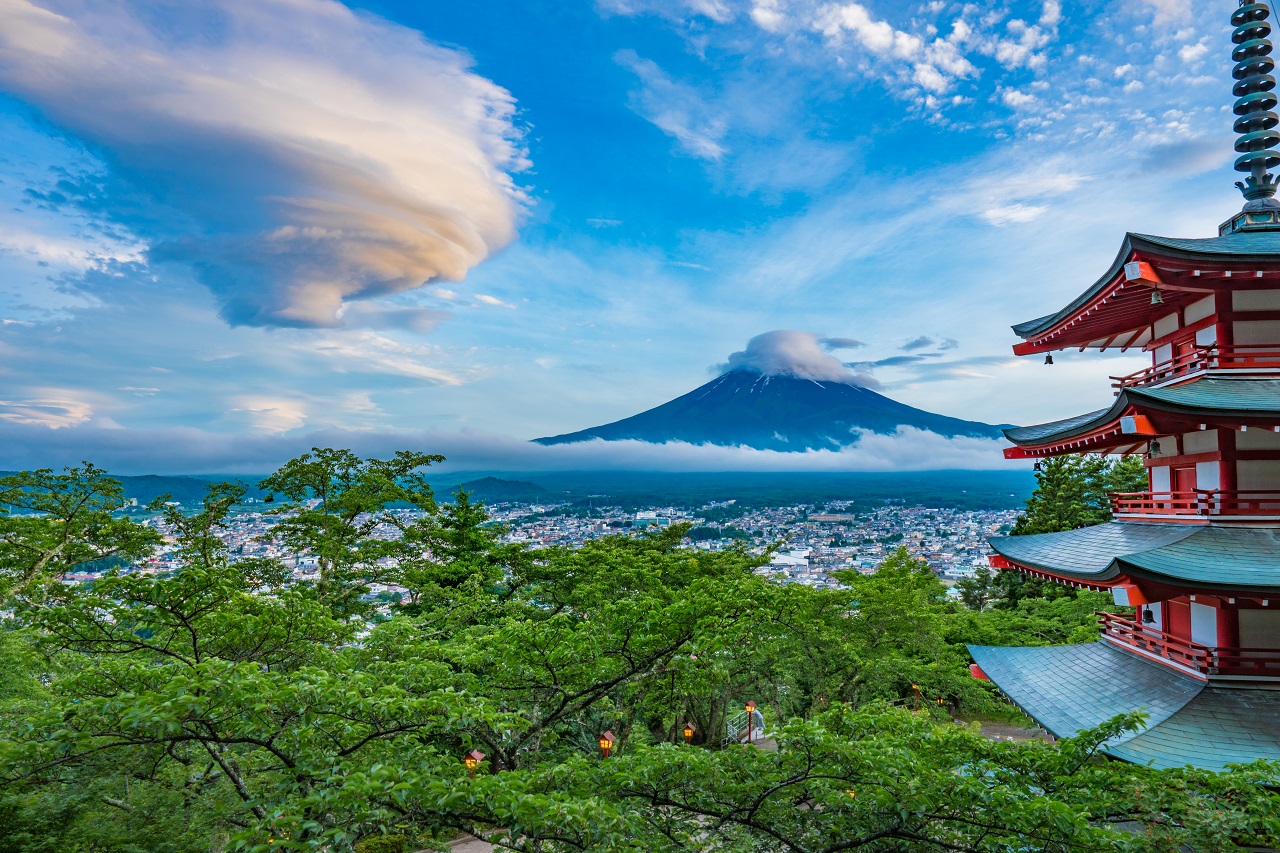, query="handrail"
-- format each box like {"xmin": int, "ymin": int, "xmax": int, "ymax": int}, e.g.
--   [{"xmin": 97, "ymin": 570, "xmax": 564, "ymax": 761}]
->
[
  {"xmin": 1109, "ymin": 490, "xmax": 1280, "ymax": 517},
  {"xmin": 1097, "ymin": 612, "xmax": 1280, "ymax": 677},
  {"xmin": 1110, "ymin": 344, "xmax": 1280, "ymax": 389}
]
